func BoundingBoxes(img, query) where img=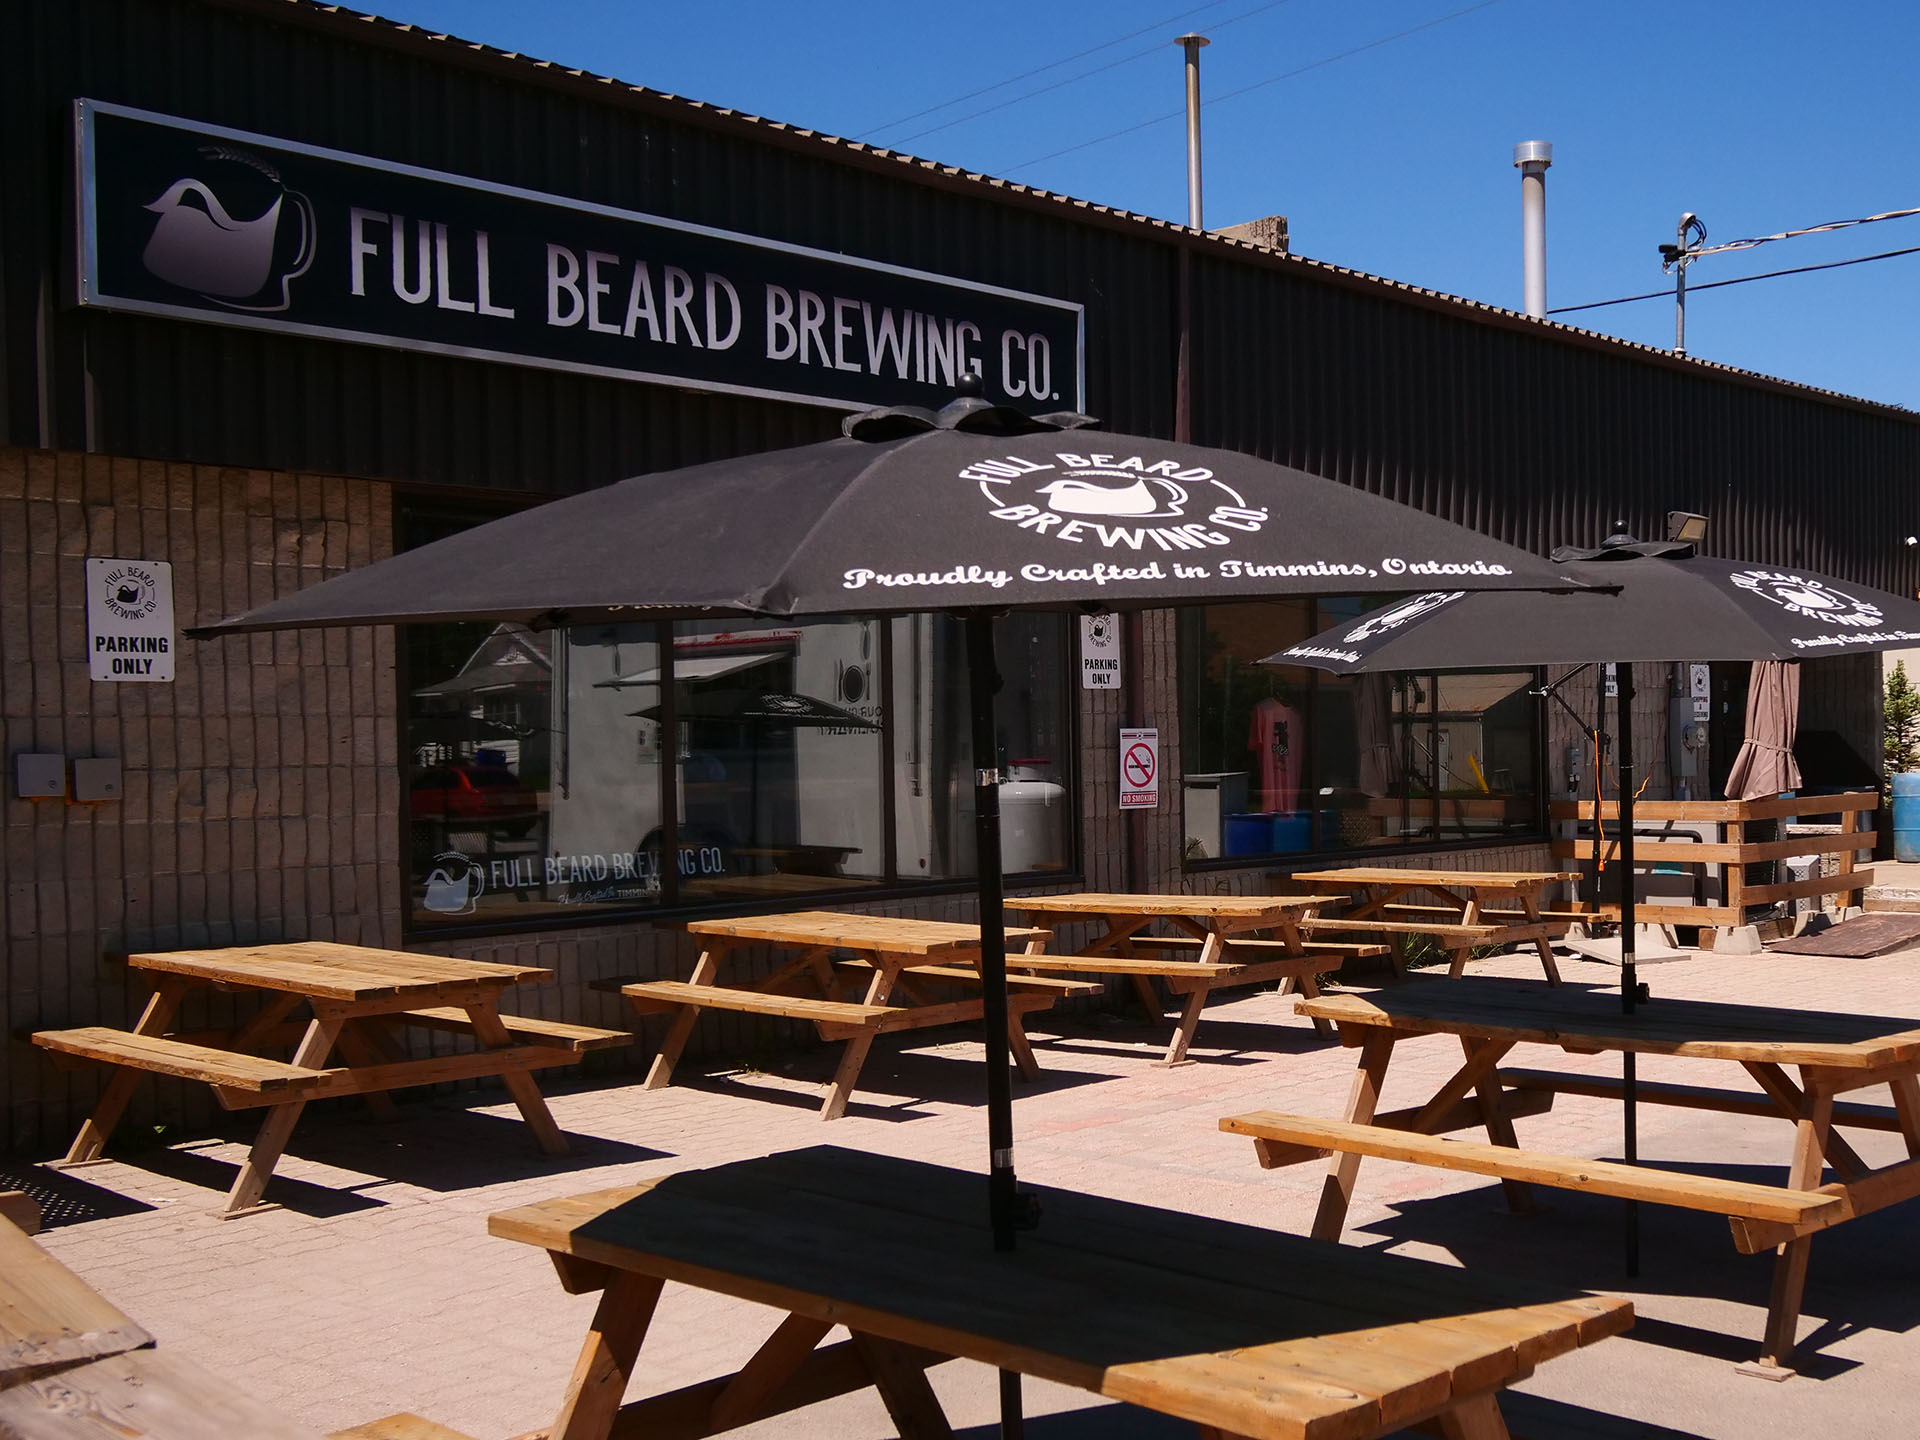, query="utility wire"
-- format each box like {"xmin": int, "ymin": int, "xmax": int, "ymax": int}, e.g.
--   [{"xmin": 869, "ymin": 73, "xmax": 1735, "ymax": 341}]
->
[
  {"xmin": 1549, "ymin": 244, "xmax": 1920, "ymax": 315},
  {"xmin": 1693, "ymin": 205, "xmax": 1920, "ymax": 258},
  {"xmin": 1003, "ymin": 0, "xmax": 1501, "ymax": 178},
  {"xmin": 861, "ymin": 0, "xmax": 1243, "ymax": 137},
  {"xmin": 883, "ymin": 0, "xmax": 1298, "ymax": 148}
]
